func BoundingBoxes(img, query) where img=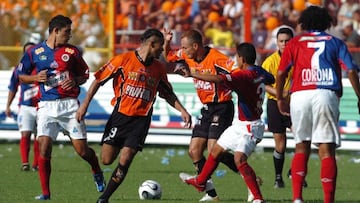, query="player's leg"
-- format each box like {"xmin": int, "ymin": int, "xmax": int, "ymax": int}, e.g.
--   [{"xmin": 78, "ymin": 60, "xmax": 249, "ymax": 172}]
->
[
  {"xmin": 98, "ymin": 145, "xmax": 137, "ymax": 202},
  {"xmin": 35, "ymin": 135, "xmax": 53, "ymax": 200},
  {"xmin": 98, "ymin": 112, "xmax": 151, "ymax": 202},
  {"xmin": 291, "ymin": 142, "xmax": 311, "ymax": 202},
  {"xmin": 273, "ymin": 132, "xmax": 286, "ymax": 187},
  {"xmin": 19, "ymin": 131, "xmax": 32, "ymax": 170},
  {"xmin": 234, "ymin": 120, "xmax": 265, "ymax": 202},
  {"xmin": 319, "ymin": 143, "xmax": 337, "ymax": 203},
  {"xmin": 18, "ymin": 105, "xmax": 37, "ymax": 171},
  {"xmin": 32, "ymin": 133, "xmax": 39, "ymax": 171},
  {"xmin": 312, "ymin": 89, "xmax": 340, "ymax": 203}
]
